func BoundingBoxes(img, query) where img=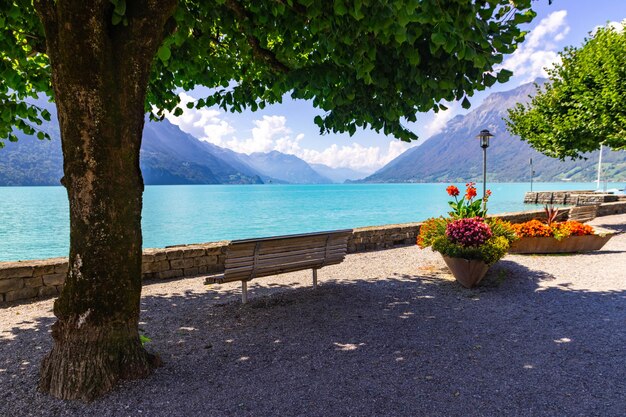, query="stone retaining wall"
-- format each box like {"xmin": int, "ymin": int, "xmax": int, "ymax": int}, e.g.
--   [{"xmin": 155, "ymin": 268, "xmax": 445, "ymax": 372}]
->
[
  {"xmin": 2, "ymin": 202, "xmax": 625, "ymax": 304},
  {"xmin": 523, "ymin": 191, "xmax": 622, "ymax": 205}
]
